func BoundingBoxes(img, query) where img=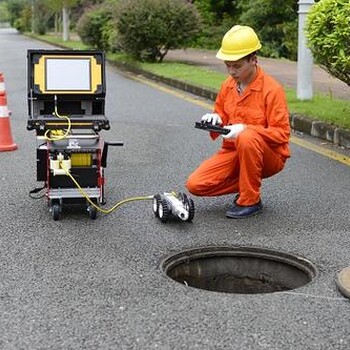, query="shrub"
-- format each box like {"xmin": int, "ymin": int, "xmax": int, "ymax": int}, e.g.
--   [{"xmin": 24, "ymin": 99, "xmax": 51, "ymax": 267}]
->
[
  {"xmin": 101, "ymin": 18, "xmax": 120, "ymax": 53},
  {"xmin": 13, "ymin": 5, "xmax": 32, "ymax": 33},
  {"xmin": 306, "ymin": 0, "xmax": 350, "ymax": 86},
  {"xmin": 77, "ymin": 5, "xmax": 116, "ymax": 51},
  {"xmin": 6, "ymin": 0, "xmax": 25, "ymax": 28},
  {"xmin": 114, "ymin": 0, "xmax": 201, "ymax": 62}
]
